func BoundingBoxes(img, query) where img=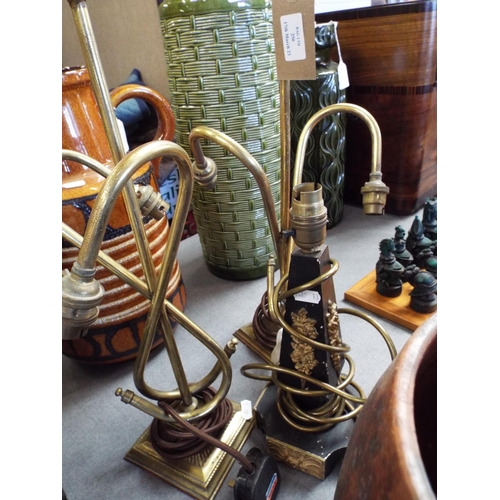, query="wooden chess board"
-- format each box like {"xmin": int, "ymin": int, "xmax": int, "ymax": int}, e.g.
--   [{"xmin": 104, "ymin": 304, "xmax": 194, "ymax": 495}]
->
[{"xmin": 344, "ymin": 270, "xmax": 435, "ymax": 331}]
